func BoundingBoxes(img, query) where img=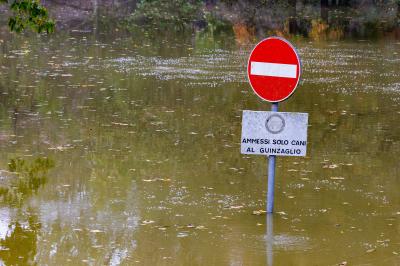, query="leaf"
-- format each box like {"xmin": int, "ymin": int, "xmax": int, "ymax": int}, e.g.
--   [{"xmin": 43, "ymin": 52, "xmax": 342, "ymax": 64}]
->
[
  {"xmin": 141, "ymin": 220, "xmax": 155, "ymax": 225},
  {"xmin": 366, "ymin": 248, "xmax": 376, "ymax": 253},
  {"xmin": 229, "ymin": 205, "xmax": 244, "ymax": 210},
  {"xmin": 195, "ymin": 225, "xmax": 206, "ymax": 230},
  {"xmin": 5, "ymin": 0, "xmax": 55, "ymax": 34},
  {"xmin": 330, "ymin": 176, "xmax": 345, "ymax": 180},
  {"xmin": 252, "ymin": 210, "xmax": 267, "ymax": 215}
]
